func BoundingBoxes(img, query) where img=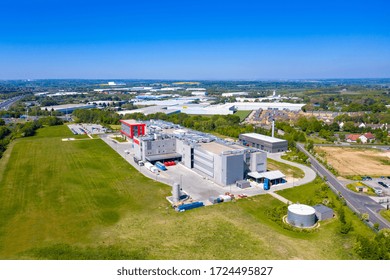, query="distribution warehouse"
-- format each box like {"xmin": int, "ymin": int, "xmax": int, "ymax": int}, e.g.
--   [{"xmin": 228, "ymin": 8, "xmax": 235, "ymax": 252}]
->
[{"xmin": 120, "ymin": 119, "xmax": 286, "ymax": 187}]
